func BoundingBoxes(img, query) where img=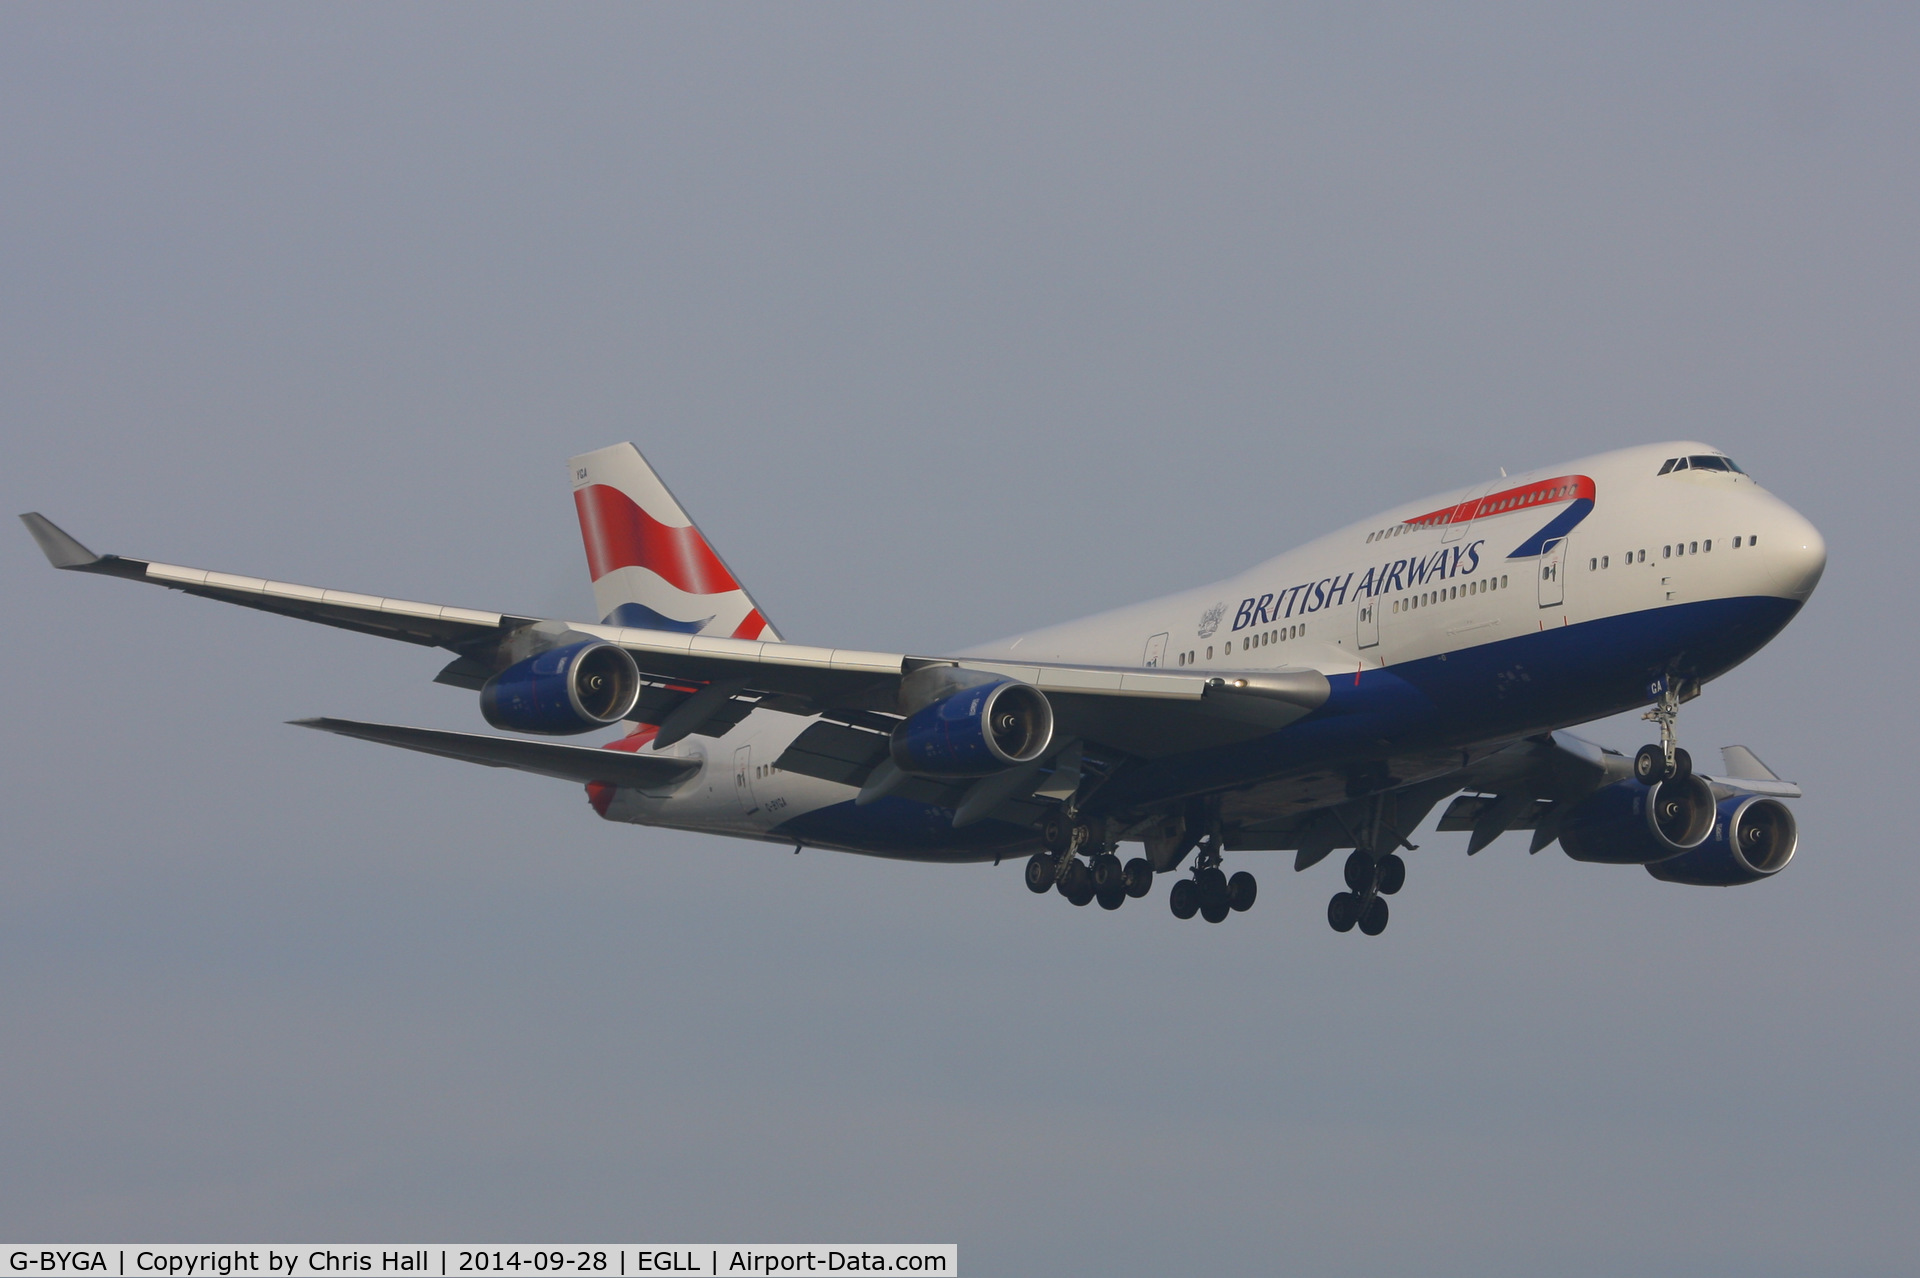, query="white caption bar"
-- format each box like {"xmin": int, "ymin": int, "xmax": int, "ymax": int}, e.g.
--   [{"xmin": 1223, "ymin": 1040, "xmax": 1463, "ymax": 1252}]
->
[{"xmin": 5, "ymin": 1250, "xmax": 955, "ymax": 1278}]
